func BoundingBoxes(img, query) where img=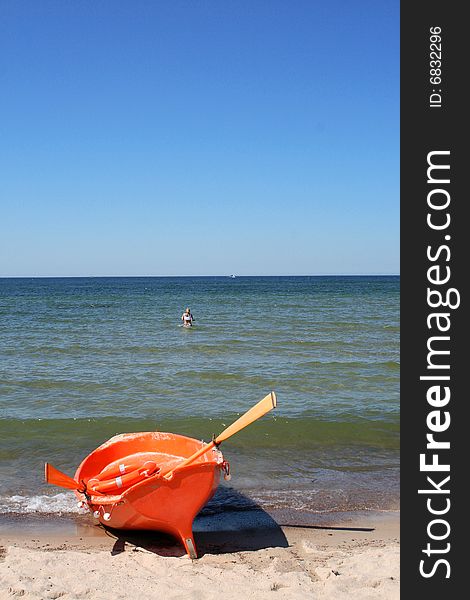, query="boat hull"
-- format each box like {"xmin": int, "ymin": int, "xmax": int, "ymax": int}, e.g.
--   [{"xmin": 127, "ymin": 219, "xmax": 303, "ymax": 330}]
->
[{"xmin": 74, "ymin": 431, "xmax": 224, "ymax": 558}]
